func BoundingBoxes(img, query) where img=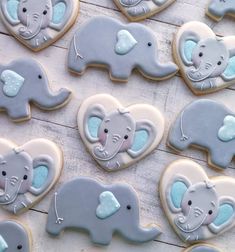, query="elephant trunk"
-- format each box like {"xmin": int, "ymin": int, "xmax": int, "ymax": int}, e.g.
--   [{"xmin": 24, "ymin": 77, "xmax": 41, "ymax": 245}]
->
[
  {"xmin": 187, "ymin": 64, "xmax": 215, "ymax": 82},
  {"xmin": 208, "ymin": 3, "xmax": 225, "ymax": 18}
]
